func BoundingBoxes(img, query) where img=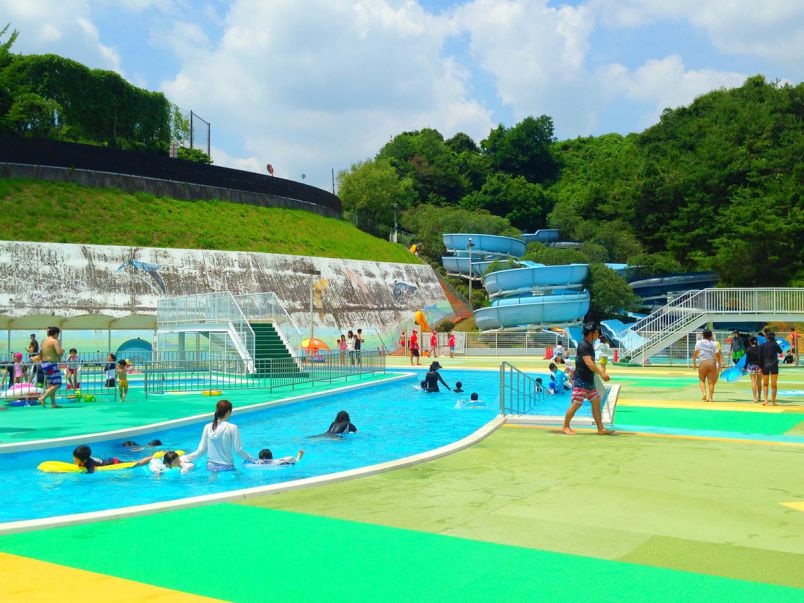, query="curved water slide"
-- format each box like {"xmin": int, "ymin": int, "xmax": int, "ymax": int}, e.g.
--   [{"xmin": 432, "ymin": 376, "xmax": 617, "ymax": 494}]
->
[
  {"xmin": 441, "ymin": 233, "xmax": 590, "ymax": 330},
  {"xmin": 474, "ymin": 291, "xmax": 590, "ymax": 331}
]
